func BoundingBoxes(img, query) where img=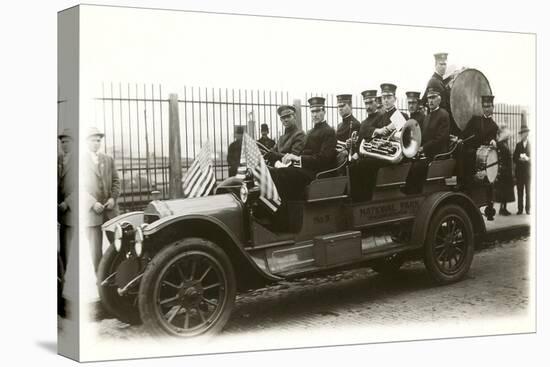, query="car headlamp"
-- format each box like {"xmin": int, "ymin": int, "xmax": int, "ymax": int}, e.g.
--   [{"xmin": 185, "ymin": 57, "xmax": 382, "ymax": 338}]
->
[
  {"xmin": 239, "ymin": 183, "xmax": 249, "ymax": 203},
  {"xmin": 134, "ymin": 225, "xmax": 145, "ymax": 257},
  {"xmin": 113, "ymin": 223, "xmax": 123, "ymax": 252}
]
